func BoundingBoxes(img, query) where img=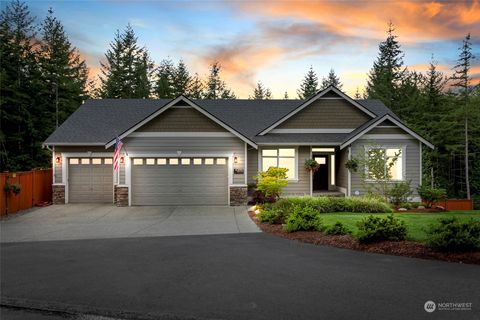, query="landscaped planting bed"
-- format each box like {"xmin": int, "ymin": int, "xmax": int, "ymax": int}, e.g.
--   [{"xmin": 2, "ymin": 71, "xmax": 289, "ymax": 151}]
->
[{"xmin": 251, "ymin": 196, "xmax": 480, "ymax": 264}]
